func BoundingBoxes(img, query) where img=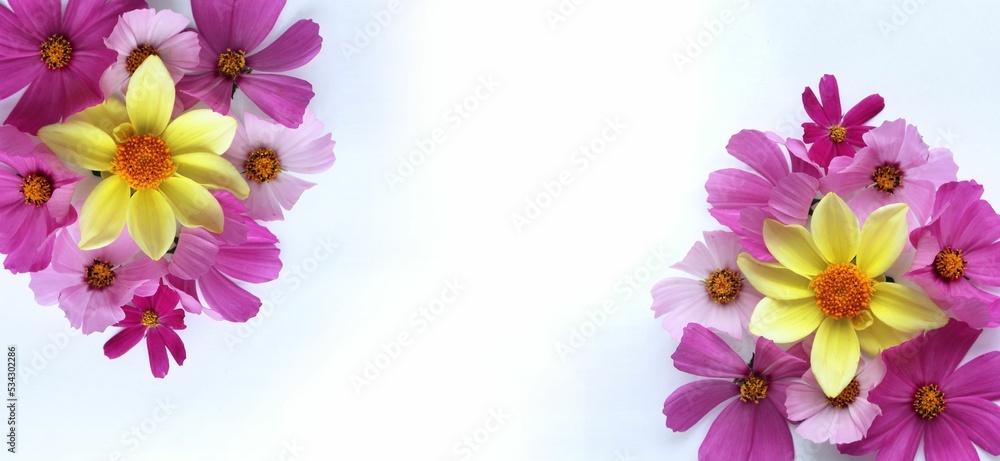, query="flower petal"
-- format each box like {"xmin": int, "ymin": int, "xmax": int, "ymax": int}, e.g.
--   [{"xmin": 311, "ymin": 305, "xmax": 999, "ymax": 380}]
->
[
  {"xmin": 663, "ymin": 380, "xmax": 737, "ymax": 432},
  {"xmin": 811, "ymin": 192, "xmax": 859, "ymax": 264},
  {"xmin": 924, "ymin": 413, "xmax": 979, "ymax": 461},
  {"xmin": 103, "ymin": 327, "xmax": 146, "ymax": 359},
  {"xmin": 173, "ymin": 153, "xmax": 250, "ymax": 199},
  {"xmin": 671, "ymin": 323, "xmax": 748, "ymax": 378},
  {"xmin": 842, "ymin": 94, "xmax": 885, "ymax": 127},
  {"xmin": 763, "ymin": 220, "xmax": 828, "ymax": 277},
  {"xmin": 818, "ymin": 74, "xmax": 842, "ymax": 124},
  {"xmin": 237, "ymin": 73, "xmax": 313, "ymax": 128},
  {"xmin": 162, "ymin": 109, "xmax": 237, "ymax": 156},
  {"xmin": 158, "ymin": 176, "xmax": 224, "ymax": 233},
  {"xmin": 127, "ymin": 56, "xmax": 175, "ymax": 136},
  {"xmin": 857, "ymin": 203, "xmax": 908, "ymax": 277},
  {"xmin": 78, "ymin": 176, "xmax": 130, "ymax": 250},
  {"xmin": 145, "ymin": 329, "xmax": 170, "ymax": 378},
  {"xmin": 246, "ymin": 19, "xmax": 321, "ymax": 73},
  {"xmin": 869, "ymin": 282, "xmax": 947, "ymax": 334},
  {"xmin": 749, "ymin": 297, "xmax": 824, "ymax": 343},
  {"xmin": 802, "ymin": 86, "xmax": 830, "ymax": 127},
  {"xmin": 946, "ymin": 352, "xmax": 1000, "ymax": 400},
  {"xmin": 941, "ymin": 397, "xmax": 1000, "ymax": 456},
  {"xmin": 126, "ymin": 189, "xmax": 176, "ymax": 260},
  {"xmin": 38, "ymin": 121, "xmax": 117, "ymax": 171},
  {"xmin": 737, "ymin": 253, "xmax": 813, "ymax": 300},
  {"xmin": 811, "ymin": 317, "xmax": 860, "ymax": 397}
]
